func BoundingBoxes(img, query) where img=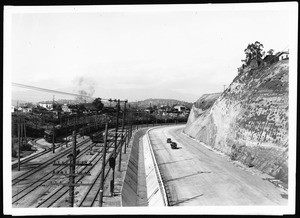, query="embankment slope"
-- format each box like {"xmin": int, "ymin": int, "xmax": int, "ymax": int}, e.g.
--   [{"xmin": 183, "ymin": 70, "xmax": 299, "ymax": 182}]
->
[{"xmin": 184, "ymin": 60, "xmax": 289, "ymax": 185}]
